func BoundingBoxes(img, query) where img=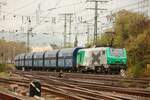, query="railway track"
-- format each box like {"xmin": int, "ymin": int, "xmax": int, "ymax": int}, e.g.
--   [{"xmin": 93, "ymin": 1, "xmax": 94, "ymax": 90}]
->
[
  {"xmin": 14, "ymin": 71, "xmax": 150, "ymax": 99},
  {"xmin": 22, "ymin": 70, "xmax": 150, "ymax": 82},
  {"xmin": 16, "ymin": 71, "xmax": 150, "ymax": 88},
  {"xmin": 0, "ymin": 78, "xmax": 84, "ymax": 100},
  {"xmin": 0, "ymin": 91, "xmax": 22, "ymax": 100},
  {"xmin": 21, "ymin": 76, "xmax": 134, "ymax": 100},
  {"xmin": 0, "ymin": 72, "xmax": 149, "ymax": 100},
  {"xmin": 0, "ymin": 77, "xmax": 133, "ymax": 100},
  {"xmin": 27, "ymin": 74, "xmax": 150, "ymax": 97}
]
